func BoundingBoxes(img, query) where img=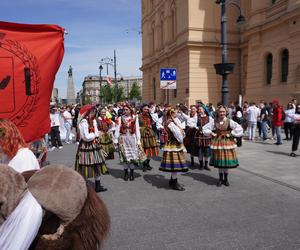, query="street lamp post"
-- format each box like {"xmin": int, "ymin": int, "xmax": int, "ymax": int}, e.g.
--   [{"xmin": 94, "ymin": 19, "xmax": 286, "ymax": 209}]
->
[
  {"xmin": 99, "ymin": 65, "xmax": 103, "ymax": 104},
  {"xmin": 214, "ymin": 0, "xmax": 245, "ymax": 107}
]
